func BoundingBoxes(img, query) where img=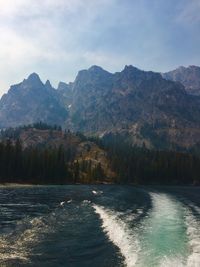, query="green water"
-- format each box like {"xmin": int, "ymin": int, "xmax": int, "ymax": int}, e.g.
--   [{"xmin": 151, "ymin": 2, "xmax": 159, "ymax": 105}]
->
[{"xmin": 136, "ymin": 193, "xmax": 189, "ymax": 266}]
